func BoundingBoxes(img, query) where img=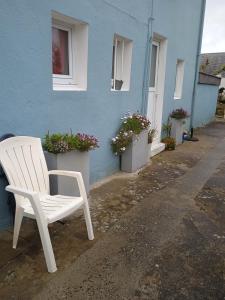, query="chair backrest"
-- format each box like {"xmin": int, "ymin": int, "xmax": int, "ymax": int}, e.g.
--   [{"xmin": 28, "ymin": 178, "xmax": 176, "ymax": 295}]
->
[{"xmin": 0, "ymin": 136, "xmax": 49, "ymax": 195}]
